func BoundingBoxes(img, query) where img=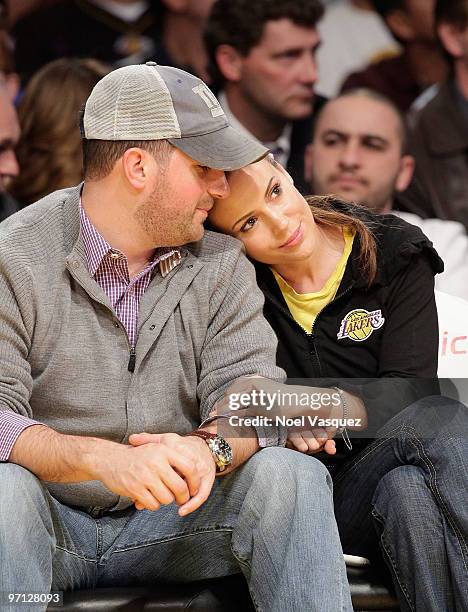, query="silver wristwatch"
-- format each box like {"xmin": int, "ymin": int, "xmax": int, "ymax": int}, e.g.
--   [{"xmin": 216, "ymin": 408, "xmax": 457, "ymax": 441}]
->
[{"xmin": 185, "ymin": 430, "xmax": 233, "ymax": 473}]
